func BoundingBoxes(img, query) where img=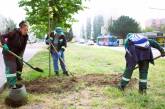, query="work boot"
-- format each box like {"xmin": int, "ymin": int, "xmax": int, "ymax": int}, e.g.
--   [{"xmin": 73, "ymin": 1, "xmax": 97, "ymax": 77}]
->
[
  {"xmin": 63, "ymin": 71, "xmax": 69, "ymax": 76},
  {"xmin": 16, "ymin": 72, "xmax": 22, "ymax": 81},
  {"xmin": 139, "ymin": 88, "xmax": 147, "ymax": 95},
  {"xmin": 117, "ymin": 83, "xmax": 125, "ymax": 91},
  {"xmin": 55, "ymin": 71, "xmax": 59, "ymax": 76}
]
